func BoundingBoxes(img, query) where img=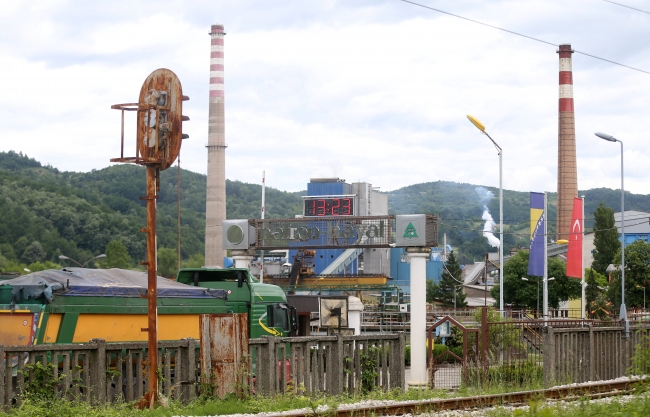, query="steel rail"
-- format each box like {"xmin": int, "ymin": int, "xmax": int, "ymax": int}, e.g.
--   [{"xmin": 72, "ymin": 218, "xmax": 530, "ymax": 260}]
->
[{"xmin": 263, "ymin": 379, "xmax": 644, "ymax": 417}]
